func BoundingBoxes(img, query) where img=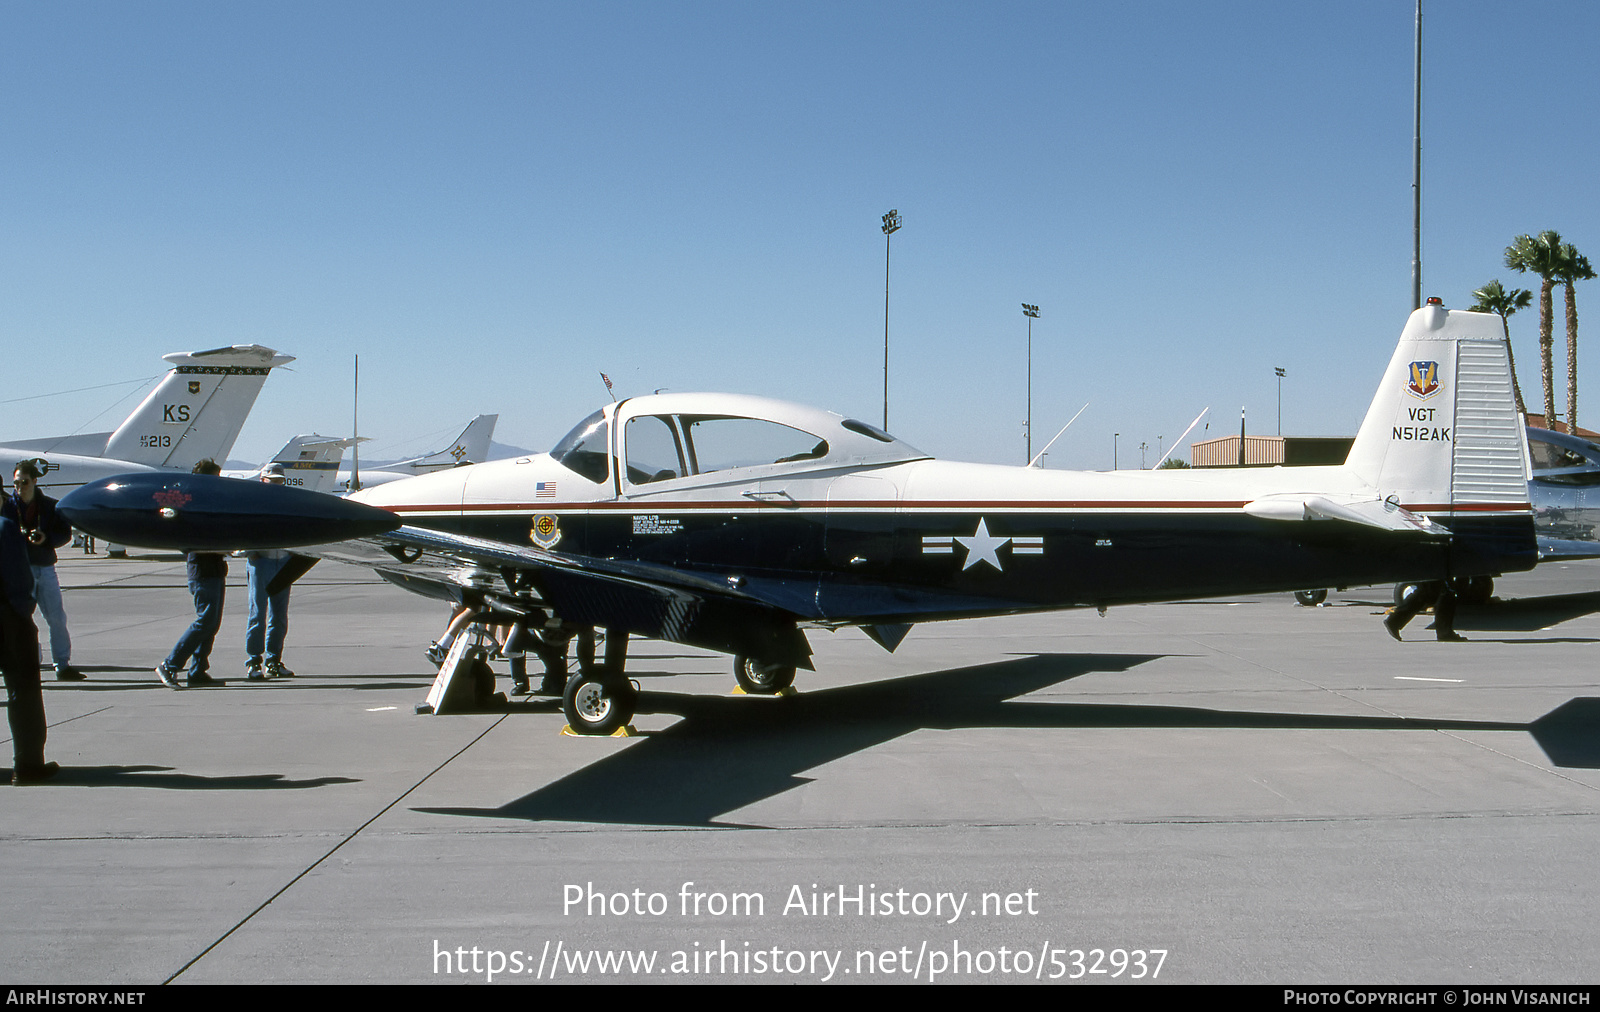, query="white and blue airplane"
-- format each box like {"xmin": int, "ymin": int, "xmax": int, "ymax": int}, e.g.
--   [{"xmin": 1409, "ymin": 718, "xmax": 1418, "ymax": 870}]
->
[{"xmin": 63, "ymin": 303, "xmax": 1536, "ymax": 734}]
